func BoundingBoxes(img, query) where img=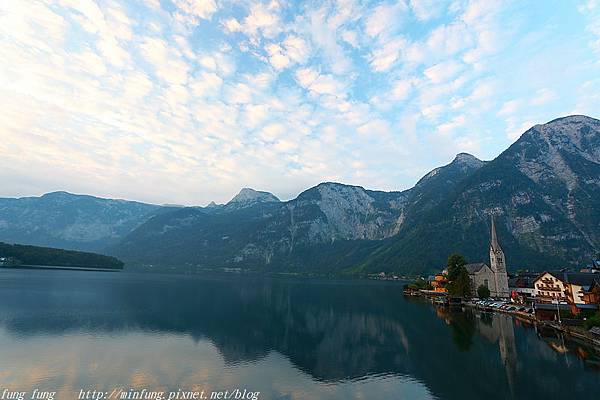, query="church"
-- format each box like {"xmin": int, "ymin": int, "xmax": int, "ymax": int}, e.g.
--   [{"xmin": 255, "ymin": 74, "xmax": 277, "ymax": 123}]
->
[{"xmin": 464, "ymin": 217, "xmax": 510, "ymax": 298}]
